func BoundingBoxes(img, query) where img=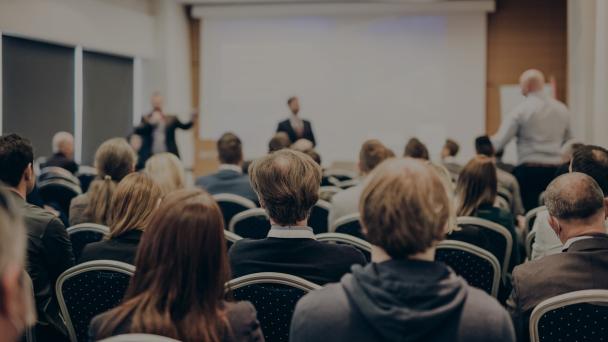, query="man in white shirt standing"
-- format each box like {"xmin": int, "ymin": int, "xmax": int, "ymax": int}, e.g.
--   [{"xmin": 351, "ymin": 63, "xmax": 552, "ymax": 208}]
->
[{"xmin": 491, "ymin": 69, "xmax": 571, "ymax": 211}]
